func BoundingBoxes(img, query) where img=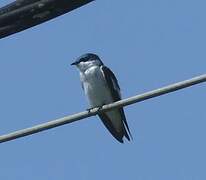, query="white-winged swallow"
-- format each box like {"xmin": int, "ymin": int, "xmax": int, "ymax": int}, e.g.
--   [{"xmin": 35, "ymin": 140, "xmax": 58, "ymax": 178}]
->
[{"xmin": 71, "ymin": 53, "xmax": 132, "ymax": 143}]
